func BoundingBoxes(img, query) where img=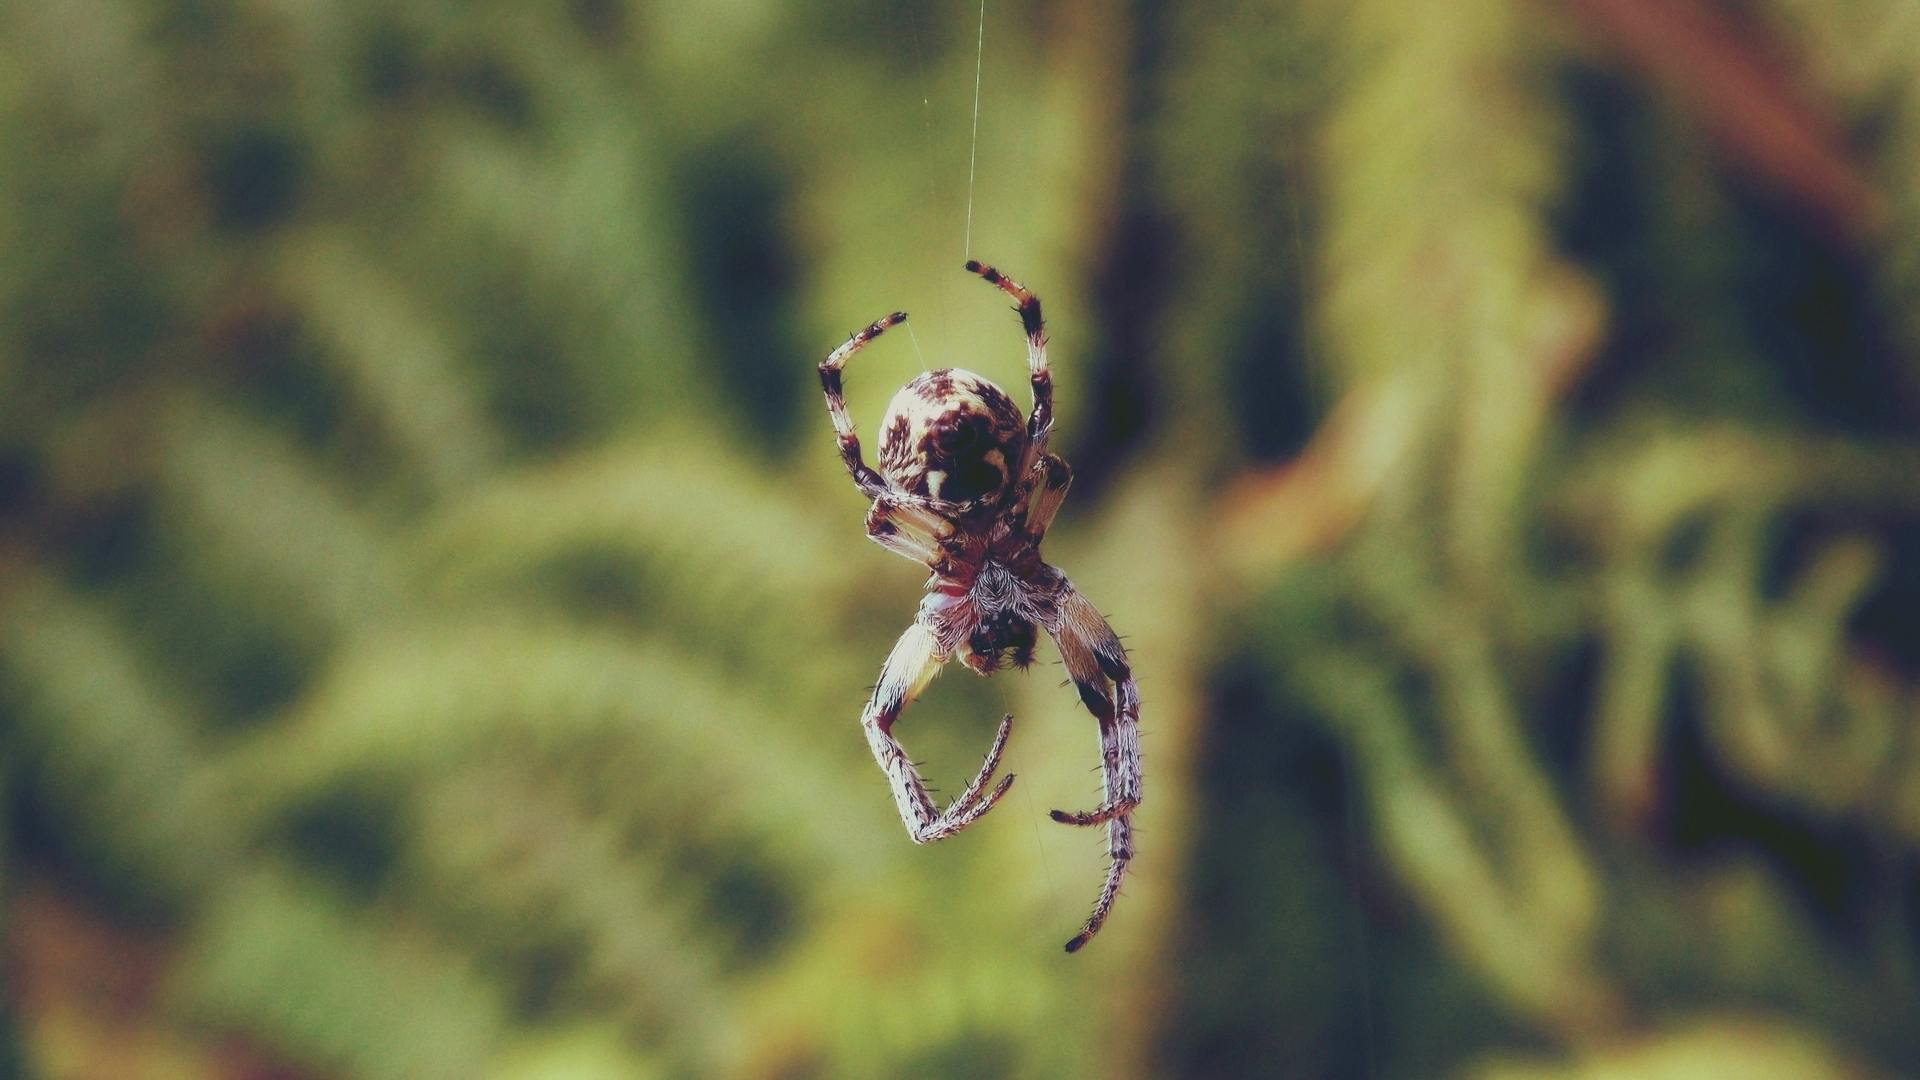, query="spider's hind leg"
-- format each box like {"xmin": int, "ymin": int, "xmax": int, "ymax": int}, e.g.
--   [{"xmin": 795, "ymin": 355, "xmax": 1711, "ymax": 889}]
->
[
  {"xmin": 1019, "ymin": 453, "xmax": 1073, "ymax": 546},
  {"xmin": 866, "ymin": 498, "xmax": 964, "ymax": 573},
  {"xmin": 819, "ymin": 312, "xmax": 908, "ymax": 500},
  {"xmin": 963, "ymin": 260, "xmax": 1052, "ymax": 450}
]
